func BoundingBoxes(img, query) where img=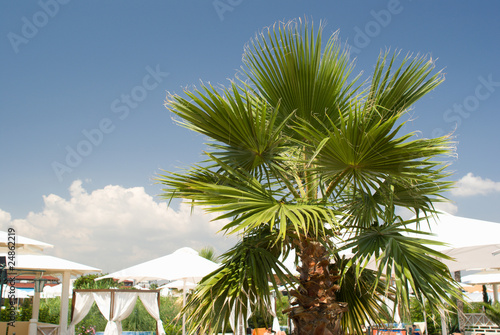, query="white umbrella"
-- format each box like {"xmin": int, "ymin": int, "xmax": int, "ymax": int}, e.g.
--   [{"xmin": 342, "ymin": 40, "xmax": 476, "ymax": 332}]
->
[
  {"xmin": 159, "ymin": 280, "xmax": 197, "ymax": 290},
  {"xmin": 98, "ymin": 247, "xmax": 219, "ymax": 335},
  {"xmin": 462, "ymin": 272, "xmax": 500, "ymax": 285},
  {"xmin": 0, "ymin": 230, "xmax": 53, "ymax": 254},
  {"xmin": 407, "ymin": 211, "xmax": 500, "ymax": 250},
  {"xmin": 5, "ymin": 254, "xmax": 100, "ymax": 275},
  {"xmin": 98, "ymin": 247, "xmax": 218, "ymax": 283},
  {"xmin": 438, "ymin": 244, "xmax": 500, "ymax": 273},
  {"xmin": 2, "ymin": 287, "xmax": 32, "ymax": 299},
  {"xmin": 42, "ymin": 280, "xmax": 75, "ymax": 298}
]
